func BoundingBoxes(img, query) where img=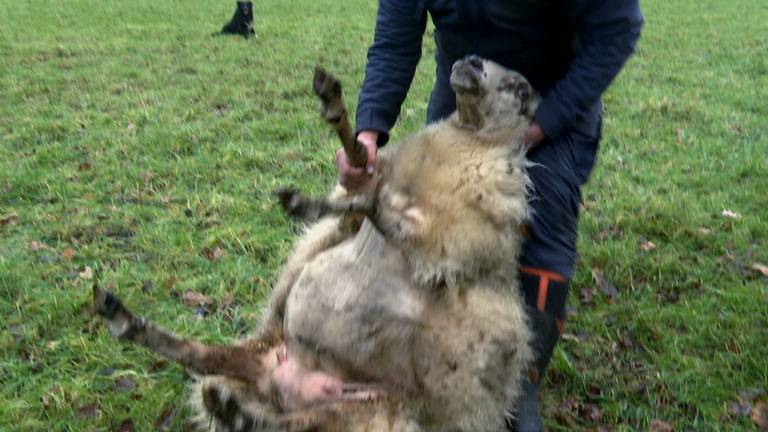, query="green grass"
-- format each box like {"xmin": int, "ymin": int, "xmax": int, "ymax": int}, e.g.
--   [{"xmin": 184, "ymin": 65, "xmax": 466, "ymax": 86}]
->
[{"xmin": 1, "ymin": 0, "xmax": 766, "ymax": 430}]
